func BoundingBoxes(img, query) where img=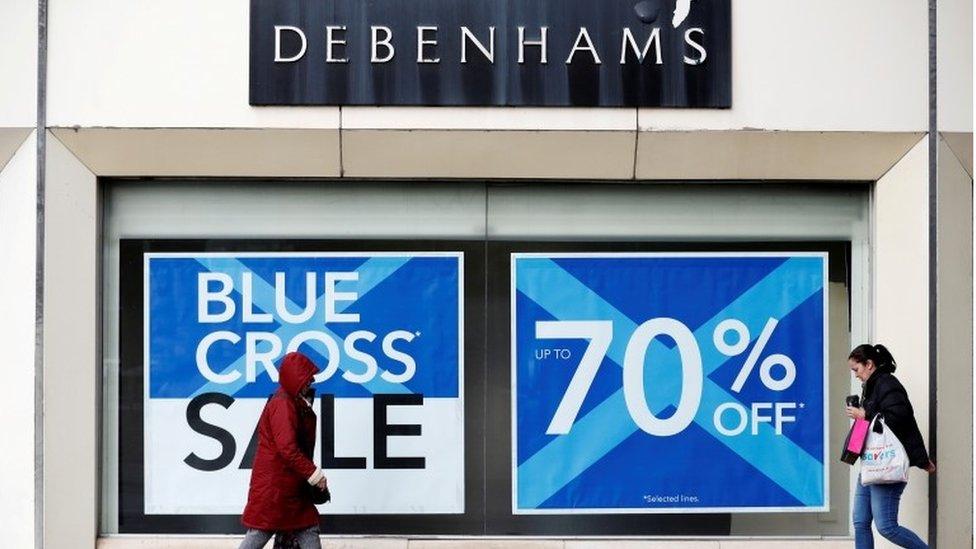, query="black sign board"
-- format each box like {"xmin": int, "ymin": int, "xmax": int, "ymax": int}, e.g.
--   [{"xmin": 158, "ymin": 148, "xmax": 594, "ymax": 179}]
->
[{"xmin": 249, "ymin": 0, "xmax": 730, "ymax": 107}]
